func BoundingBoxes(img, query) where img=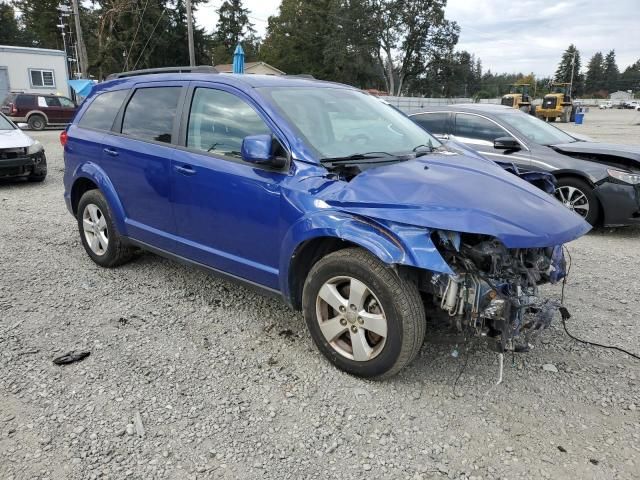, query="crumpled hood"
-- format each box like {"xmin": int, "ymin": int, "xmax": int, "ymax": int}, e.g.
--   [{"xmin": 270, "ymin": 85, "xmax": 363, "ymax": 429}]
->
[
  {"xmin": 552, "ymin": 142, "xmax": 640, "ymax": 166},
  {"xmin": 0, "ymin": 129, "xmax": 34, "ymax": 149},
  {"xmin": 324, "ymin": 154, "xmax": 591, "ymax": 248}
]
